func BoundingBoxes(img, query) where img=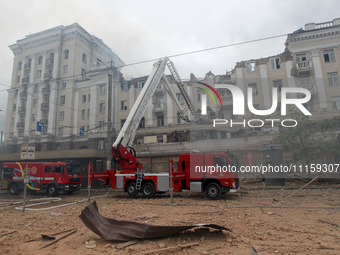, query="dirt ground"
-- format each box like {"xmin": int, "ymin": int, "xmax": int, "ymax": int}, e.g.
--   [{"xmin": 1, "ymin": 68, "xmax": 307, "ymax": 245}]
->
[{"xmin": 0, "ymin": 179, "xmax": 339, "ymax": 255}]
